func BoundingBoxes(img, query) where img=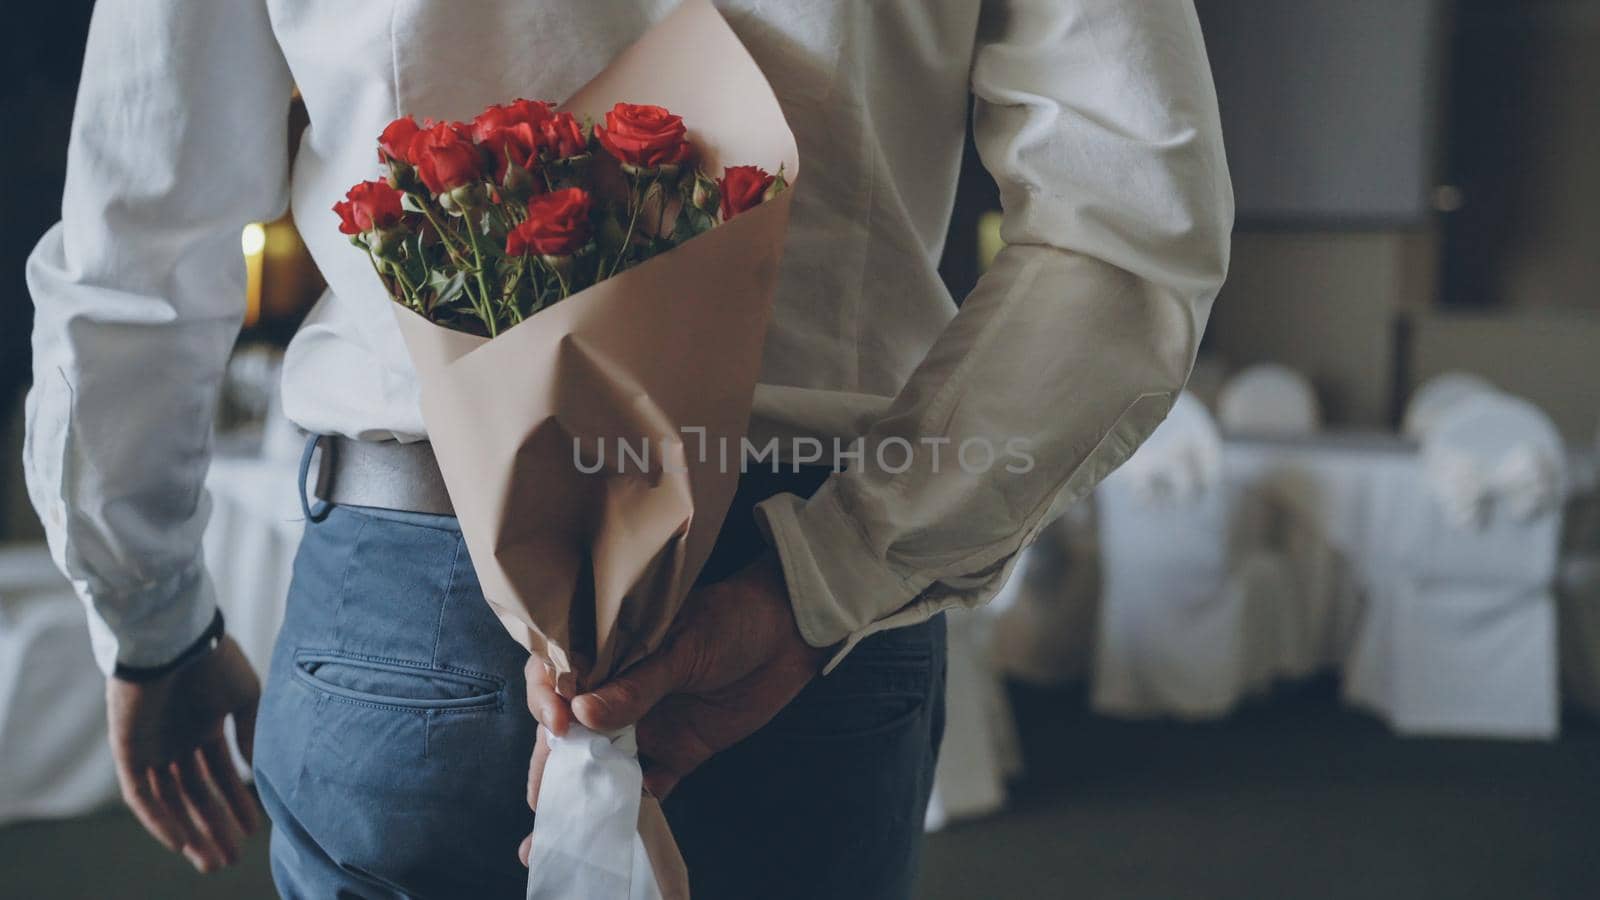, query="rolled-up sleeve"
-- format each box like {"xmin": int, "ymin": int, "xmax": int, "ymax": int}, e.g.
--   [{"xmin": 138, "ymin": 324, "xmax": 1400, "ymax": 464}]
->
[
  {"xmin": 24, "ymin": 0, "xmax": 293, "ymax": 673},
  {"xmin": 756, "ymin": 0, "xmax": 1233, "ymax": 669}
]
